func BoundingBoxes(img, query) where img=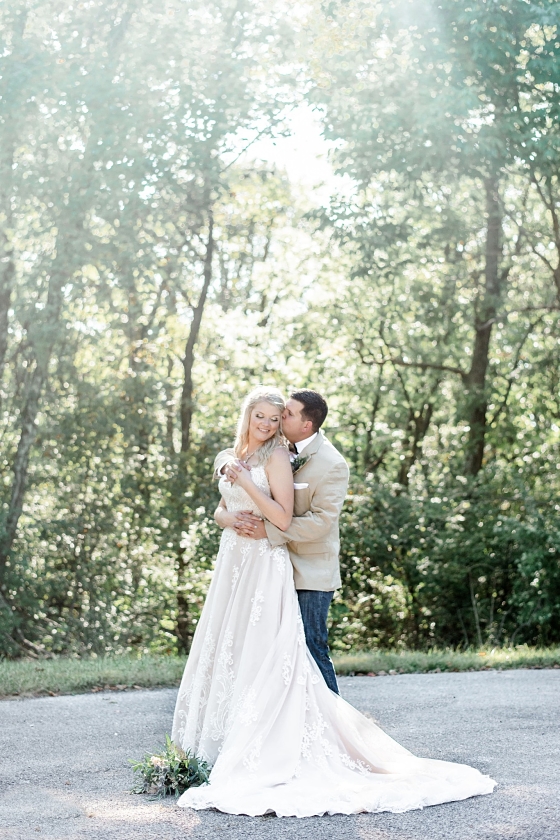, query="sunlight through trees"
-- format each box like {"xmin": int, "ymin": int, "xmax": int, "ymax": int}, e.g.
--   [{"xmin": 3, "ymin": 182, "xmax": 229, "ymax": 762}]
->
[{"xmin": 1, "ymin": 0, "xmax": 559, "ymax": 657}]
